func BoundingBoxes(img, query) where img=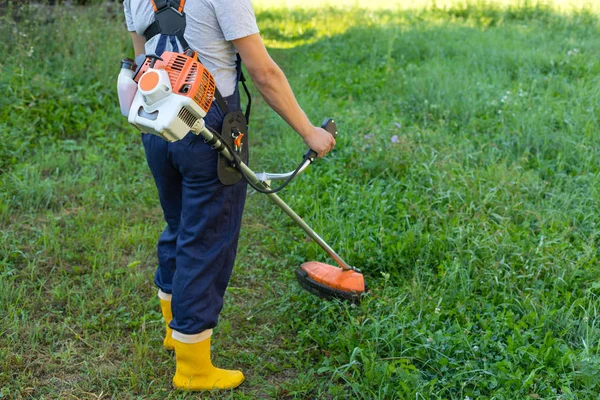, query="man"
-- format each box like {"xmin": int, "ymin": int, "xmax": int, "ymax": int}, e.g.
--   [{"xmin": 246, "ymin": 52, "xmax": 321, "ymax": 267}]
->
[{"xmin": 123, "ymin": 0, "xmax": 335, "ymax": 391}]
